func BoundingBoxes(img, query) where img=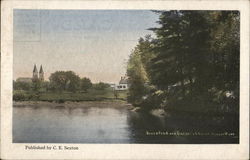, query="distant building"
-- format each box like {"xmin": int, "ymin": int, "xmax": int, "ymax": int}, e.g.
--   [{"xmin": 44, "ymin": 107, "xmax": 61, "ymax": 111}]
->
[
  {"xmin": 39, "ymin": 65, "xmax": 44, "ymax": 81},
  {"xmin": 32, "ymin": 64, "xmax": 38, "ymax": 80},
  {"xmin": 16, "ymin": 77, "xmax": 32, "ymax": 83},
  {"xmin": 115, "ymin": 76, "xmax": 129, "ymax": 90},
  {"xmin": 32, "ymin": 64, "xmax": 44, "ymax": 82},
  {"xmin": 109, "ymin": 83, "xmax": 116, "ymax": 88},
  {"xmin": 16, "ymin": 64, "xmax": 44, "ymax": 82}
]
